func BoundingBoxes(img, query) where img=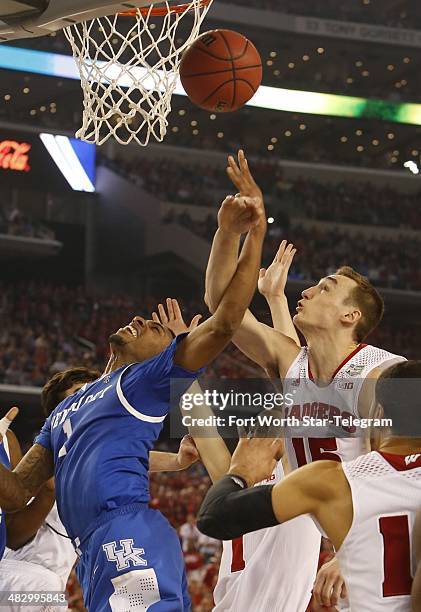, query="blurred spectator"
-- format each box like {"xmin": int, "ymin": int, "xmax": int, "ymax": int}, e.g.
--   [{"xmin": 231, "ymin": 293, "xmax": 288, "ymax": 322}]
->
[
  {"xmin": 180, "ymin": 513, "xmax": 201, "ymax": 552},
  {"xmin": 0, "ymin": 202, "xmax": 56, "ymax": 241}
]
